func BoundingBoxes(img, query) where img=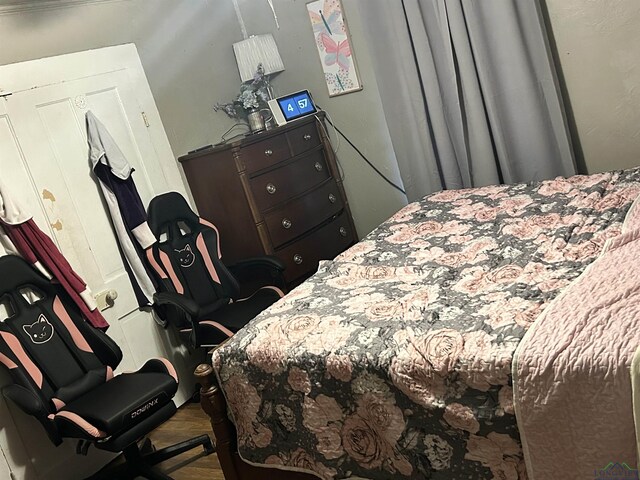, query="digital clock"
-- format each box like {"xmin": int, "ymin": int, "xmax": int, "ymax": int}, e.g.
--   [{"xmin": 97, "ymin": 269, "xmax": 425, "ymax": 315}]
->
[{"xmin": 268, "ymin": 90, "xmax": 318, "ymax": 126}]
